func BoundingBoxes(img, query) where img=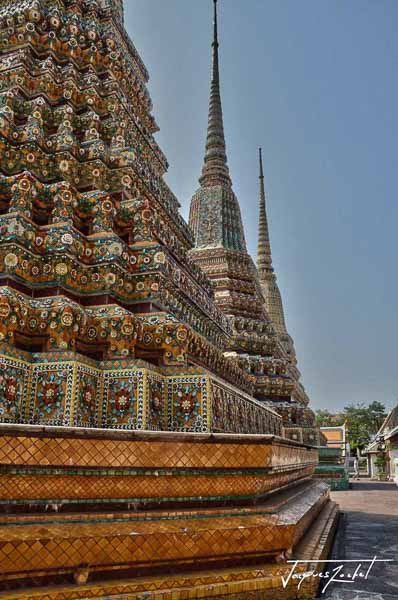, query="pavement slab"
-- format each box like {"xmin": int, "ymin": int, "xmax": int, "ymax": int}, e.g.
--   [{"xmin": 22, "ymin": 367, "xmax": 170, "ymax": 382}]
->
[{"xmin": 320, "ymin": 480, "xmax": 398, "ymax": 600}]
